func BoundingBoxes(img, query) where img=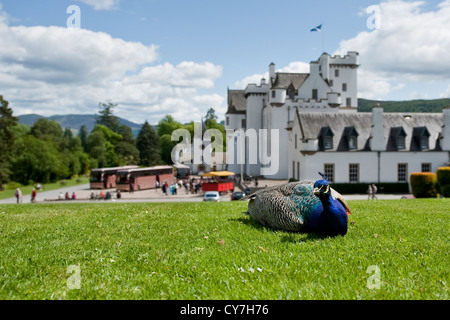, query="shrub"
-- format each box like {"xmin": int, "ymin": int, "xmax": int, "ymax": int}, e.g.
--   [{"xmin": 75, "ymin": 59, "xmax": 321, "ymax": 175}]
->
[
  {"xmin": 410, "ymin": 172, "xmax": 438, "ymax": 198},
  {"xmin": 6, "ymin": 181, "xmax": 23, "ymax": 190},
  {"xmin": 436, "ymin": 167, "xmax": 450, "ymax": 197}
]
